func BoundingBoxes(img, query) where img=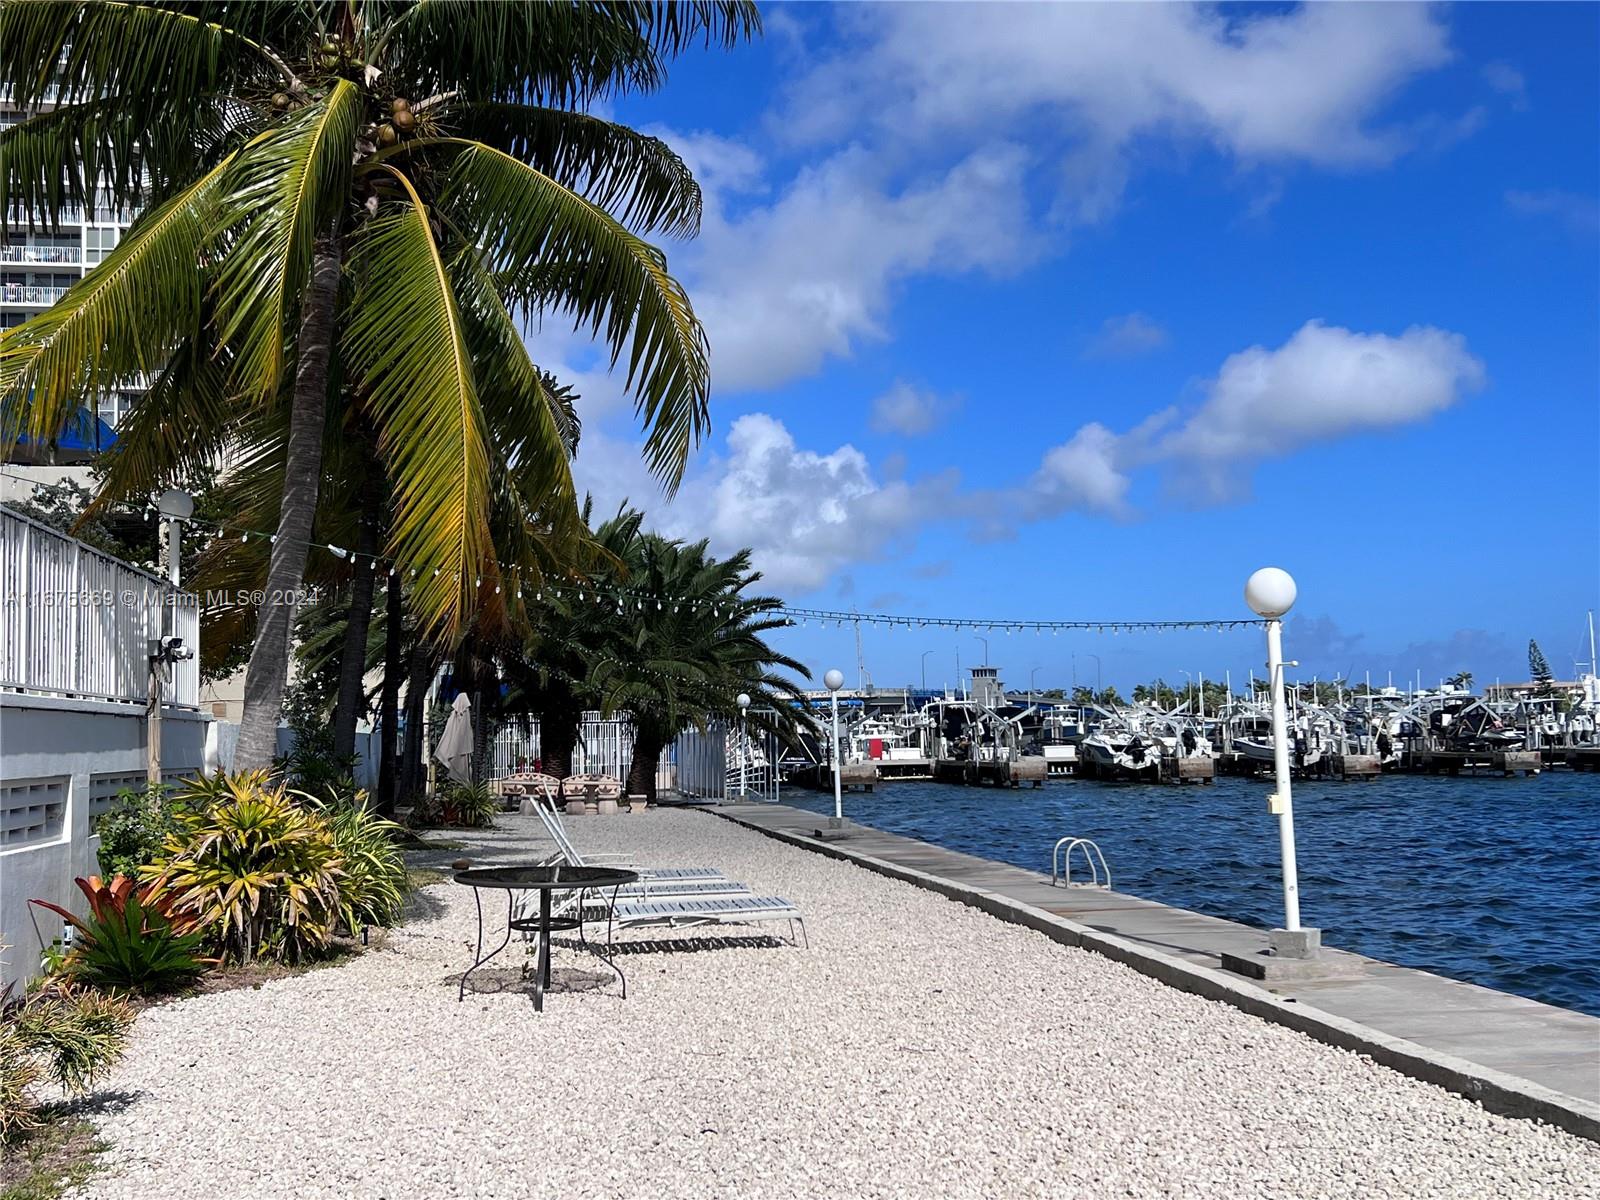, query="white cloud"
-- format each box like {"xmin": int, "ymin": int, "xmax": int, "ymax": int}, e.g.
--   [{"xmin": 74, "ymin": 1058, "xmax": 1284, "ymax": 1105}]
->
[
  {"xmin": 574, "ymin": 414, "xmax": 954, "ymax": 591},
  {"xmin": 1025, "ymin": 423, "xmax": 1133, "ymax": 518},
  {"xmin": 1505, "ymin": 189, "xmax": 1600, "ymax": 237},
  {"xmin": 680, "ymin": 144, "xmax": 1032, "ymax": 393},
  {"xmin": 1084, "ymin": 313, "xmax": 1170, "ymax": 360},
  {"xmin": 869, "ymin": 380, "xmax": 960, "ymax": 436},
  {"xmin": 1023, "ymin": 320, "xmax": 1485, "ymax": 515},
  {"xmin": 780, "ymin": 4, "xmax": 1453, "ymax": 171},
  {"xmin": 1482, "ymin": 61, "xmax": 1528, "ymax": 109}
]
